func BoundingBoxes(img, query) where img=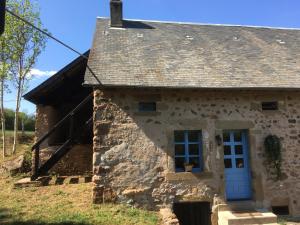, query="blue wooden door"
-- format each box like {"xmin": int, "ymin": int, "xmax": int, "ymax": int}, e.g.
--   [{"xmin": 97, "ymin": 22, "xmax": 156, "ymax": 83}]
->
[{"xmin": 223, "ymin": 130, "xmax": 252, "ymax": 200}]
